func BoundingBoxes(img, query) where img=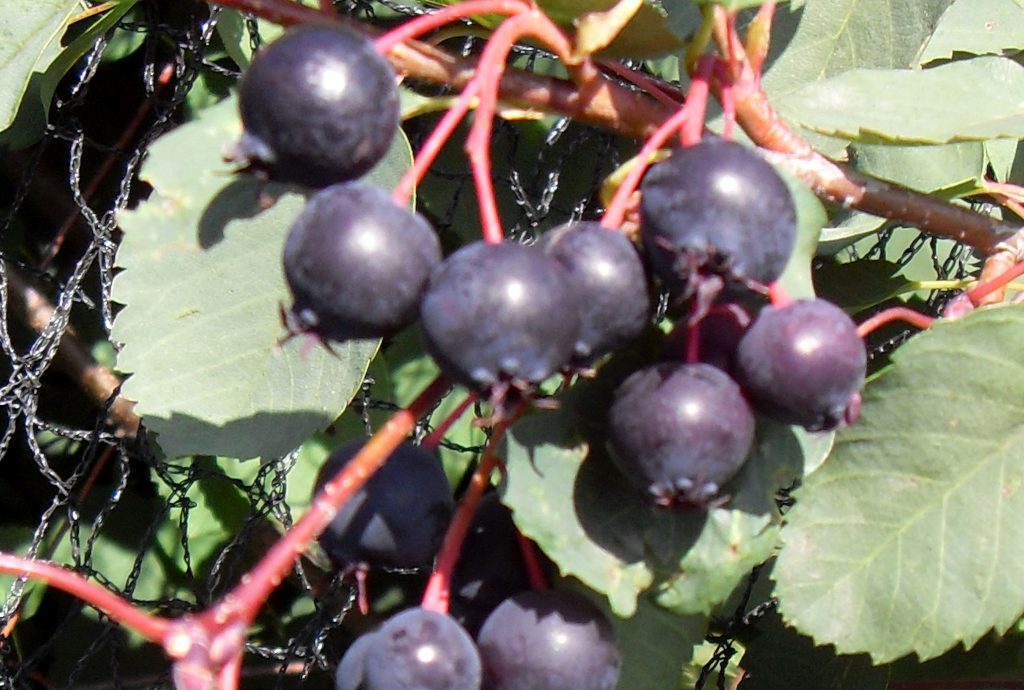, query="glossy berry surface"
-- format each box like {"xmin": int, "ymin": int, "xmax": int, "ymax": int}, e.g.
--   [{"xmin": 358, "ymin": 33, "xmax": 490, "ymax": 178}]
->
[
  {"xmin": 314, "ymin": 440, "xmax": 453, "ymax": 571},
  {"xmin": 336, "ymin": 608, "xmax": 481, "ymax": 690},
  {"xmin": 449, "ymin": 493, "xmax": 531, "ymax": 636},
  {"xmin": 419, "ymin": 241, "xmax": 582, "ymax": 391},
  {"xmin": 236, "ymin": 23, "xmax": 399, "ymax": 187},
  {"xmin": 540, "ymin": 221, "xmax": 651, "ymax": 365},
  {"xmin": 284, "ymin": 182, "xmax": 441, "ymax": 342},
  {"xmin": 640, "ymin": 138, "xmax": 797, "ymax": 295},
  {"xmin": 477, "ymin": 590, "xmax": 621, "ymax": 690},
  {"xmin": 608, "ymin": 362, "xmax": 756, "ymax": 506},
  {"xmin": 736, "ymin": 298, "xmax": 866, "ymax": 431}
]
